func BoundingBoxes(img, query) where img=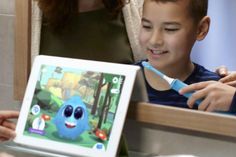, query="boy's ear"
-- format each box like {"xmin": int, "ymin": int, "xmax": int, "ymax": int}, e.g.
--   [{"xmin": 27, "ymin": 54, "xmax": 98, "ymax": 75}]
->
[{"xmin": 196, "ymin": 16, "xmax": 210, "ymax": 41}]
